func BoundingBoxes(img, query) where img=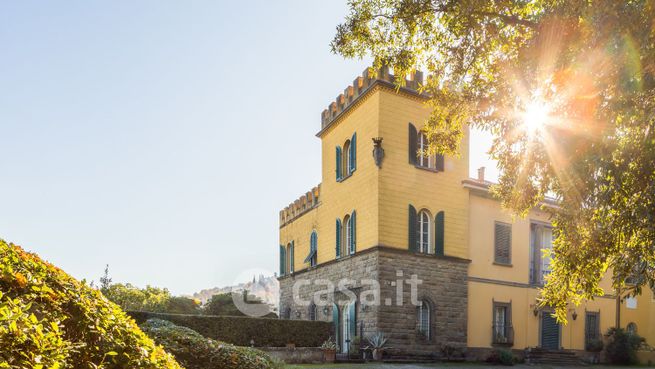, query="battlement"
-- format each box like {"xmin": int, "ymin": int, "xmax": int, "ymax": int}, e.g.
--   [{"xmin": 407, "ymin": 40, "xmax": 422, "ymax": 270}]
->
[
  {"xmin": 279, "ymin": 184, "xmax": 321, "ymax": 227},
  {"xmin": 320, "ymin": 66, "xmax": 425, "ymax": 130}
]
